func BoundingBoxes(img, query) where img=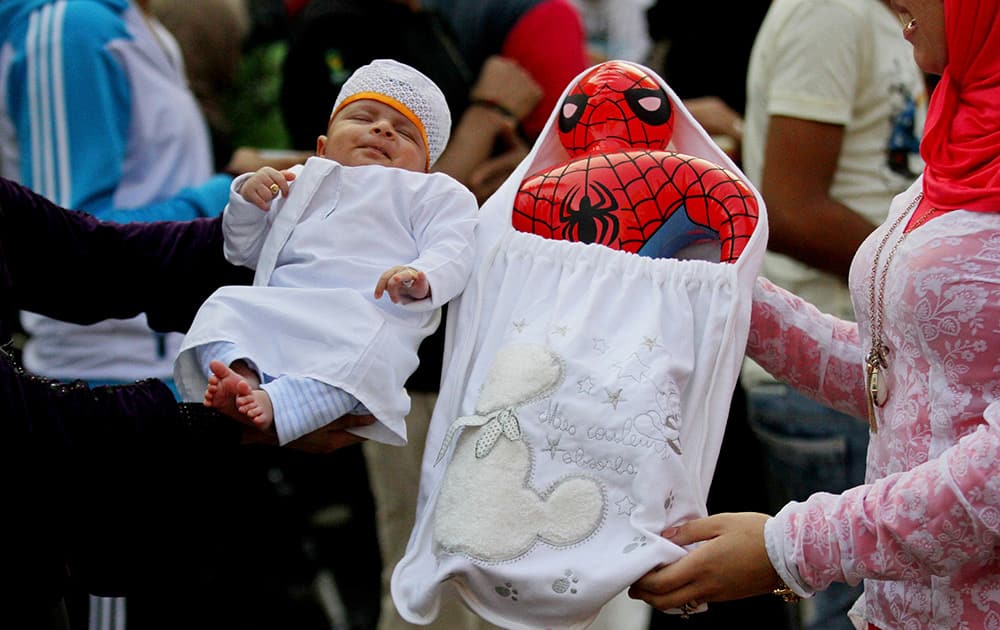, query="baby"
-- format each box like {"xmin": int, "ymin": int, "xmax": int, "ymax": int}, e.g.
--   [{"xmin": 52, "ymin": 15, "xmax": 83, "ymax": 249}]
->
[{"xmin": 174, "ymin": 59, "xmax": 478, "ymax": 447}]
